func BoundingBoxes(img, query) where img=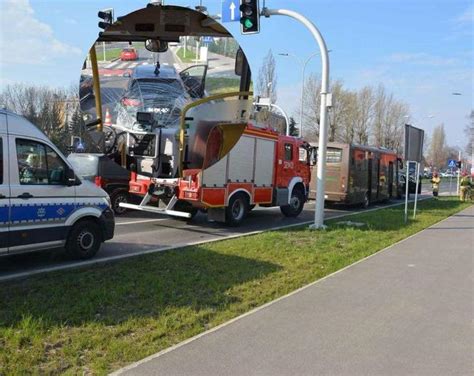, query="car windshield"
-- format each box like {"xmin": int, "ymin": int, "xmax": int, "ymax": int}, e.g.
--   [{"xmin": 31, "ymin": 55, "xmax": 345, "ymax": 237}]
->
[
  {"xmin": 116, "ymin": 78, "xmax": 190, "ymax": 130},
  {"xmin": 123, "ymin": 48, "xmax": 134, "ymax": 52}
]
